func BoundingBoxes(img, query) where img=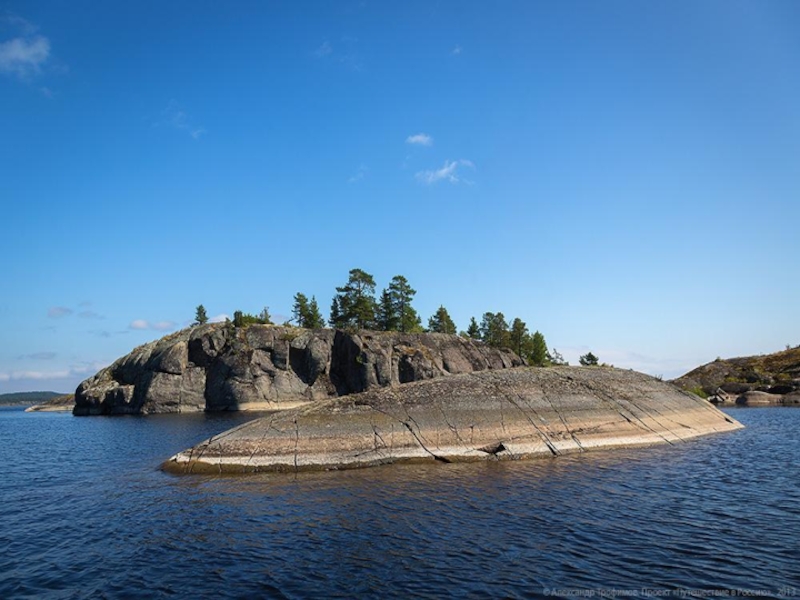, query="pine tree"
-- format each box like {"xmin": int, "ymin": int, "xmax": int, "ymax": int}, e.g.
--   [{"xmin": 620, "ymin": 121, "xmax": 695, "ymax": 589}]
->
[
  {"xmin": 307, "ymin": 296, "xmax": 326, "ymax": 329},
  {"xmin": 329, "ymin": 297, "xmax": 342, "ymax": 328},
  {"xmin": 579, "ymin": 352, "xmax": 599, "ymax": 366},
  {"xmin": 330, "ymin": 268, "xmax": 377, "ymax": 330},
  {"xmin": 376, "ymin": 288, "xmax": 398, "ymax": 331},
  {"xmin": 386, "ymin": 275, "xmax": 421, "ymax": 333},
  {"xmin": 194, "ymin": 304, "xmax": 208, "ymax": 325},
  {"xmin": 428, "ymin": 305, "xmax": 457, "ymax": 335},
  {"xmin": 480, "ymin": 312, "xmax": 510, "ymax": 348},
  {"xmin": 258, "ymin": 307, "xmax": 272, "ymax": 324},
  {"xmin": 530, "ymin": 331, "xmax": 549, "ymax": 366},
  {"xmin": 509, "ymin": 318, "xmax": 529, "ymax": 358},
  {"xmin": 292, "ymin": 293, "xmax": 310, "ymax": 326},
  {"xmin": 465, "ymin": 316, "xmax": 481, "ymax": 339}
]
